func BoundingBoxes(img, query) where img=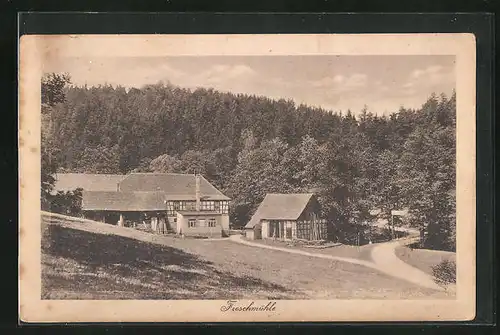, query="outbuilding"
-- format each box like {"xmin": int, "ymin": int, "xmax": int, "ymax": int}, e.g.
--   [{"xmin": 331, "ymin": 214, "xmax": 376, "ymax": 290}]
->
[{"xmin": 244, "ymin": 193, "xmax": 327, "ymax": 241}]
